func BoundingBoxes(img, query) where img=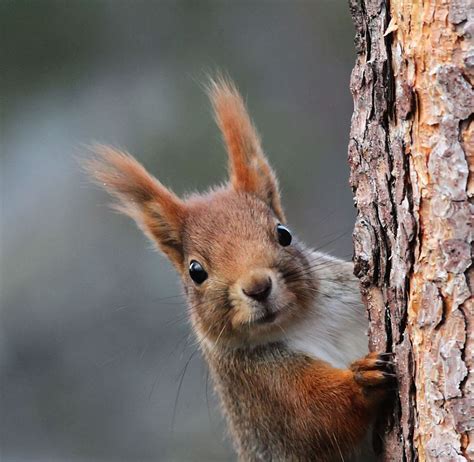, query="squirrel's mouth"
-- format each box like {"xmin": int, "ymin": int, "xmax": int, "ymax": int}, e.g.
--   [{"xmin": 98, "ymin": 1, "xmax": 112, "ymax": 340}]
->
[{"xmin": 254, "ymin": 311, "xmax": 277, "ymax": 324}]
